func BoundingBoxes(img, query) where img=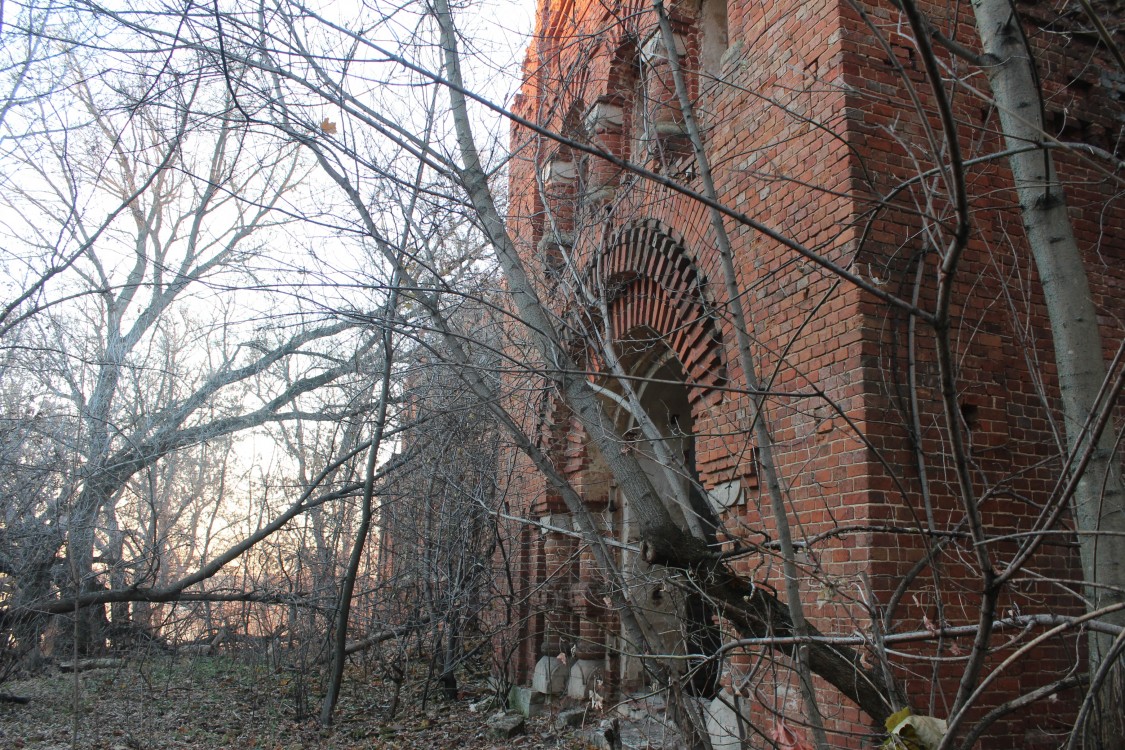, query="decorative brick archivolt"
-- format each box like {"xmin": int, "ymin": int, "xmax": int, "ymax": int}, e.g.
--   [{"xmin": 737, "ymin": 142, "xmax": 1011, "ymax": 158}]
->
[{"xmin": 588, "ymin": 219, "xmax": 726, "ymax": 405}]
